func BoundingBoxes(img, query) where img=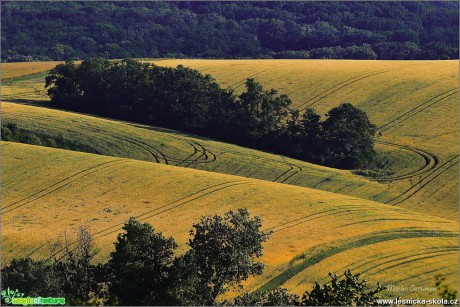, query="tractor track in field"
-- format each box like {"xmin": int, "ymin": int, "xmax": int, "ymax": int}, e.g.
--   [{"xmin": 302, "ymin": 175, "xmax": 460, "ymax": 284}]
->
[
  {"xmin": 297, "ymin": 69, "xmax": 392, "ymax": 111},
  {"xmin": 337, "ymin": 217, "xmax": 452, "ymax": 229},
  {"xmin": 378, "ymin": 88, "xmax": 458, "ymax": 133},
  {"xmin": 177, "ymin": 139, "xmax": 217, "ymax": 167},
  {"xmin": 2, "ymin": 159, "xmax": 128, "ymax": 214},
  {"xmin": 265, "ymin": 205, "xmax": 367, "ymax": 234},
  {"xmin": 385, "ymin": 154, "xmax": 459, "ymax": 206},
  {"xmin": 405, "ymin": 271, "xmax": 458, "ymax": 297},
  {"xmin": 12, "ymin": 113, "xmax": 165, "ymax": 164},
  {"xmin": 372, "ymin": 141, "xmax": 440, "ymax": 182},
  {"xmin": 7, "ymin": 112, "xmax": 219, "ymax": 166},
  {"xmin": 225, "ymin": 62, "xmax": 301, "ymax": 91},
  {"xmin": 10, "ymin": 107, "xmax": 296, "ymax": 182},
  {"xmin": 272, "ymin": 156, "xmax": 302, "ymax": 183},
  {"xmin": 255, "ymin": 228, "xmax": 457, "ymax": 293},
  {"xmin": 223, "ymin": 148, "xmax": 303, "ymax": 184},
  {"xmin": 83, "ymin": 120, "xmax": 218, "ymax": 167},
  {"xmin": 35, "ymin": 180, "xmax": 249, "ymax": 260},
  {"xmin": 394, "ymin": 266, "xmax": 452, "ymax": 285},
  {"xmin": 296, "ymin": 63, "xmax": 426, "ymax": 111},
  {"xmin": 226, "ymin": 70, "xmax": 270, "ymax": 90},
  {"xmin": 316, "ymin": 245, "xmax": 457, "ymax": 285},
  {"xmin": 9, "ymin": 111, "xmax": 300, "ymax": 183},
  {"xmin": 122, "ymin": 123, "xmax": 219, "ymax": 166},
  {"xmin": 43, "ymin": 115, "xmax": 169, "ymax": 164},
  {"xmin": 361, "ymin": 250, "xmax": 457, "ymax": 275},
  {"xmin": 110, "ymin": 132, "xmax": 165, "ymax": 164}
]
